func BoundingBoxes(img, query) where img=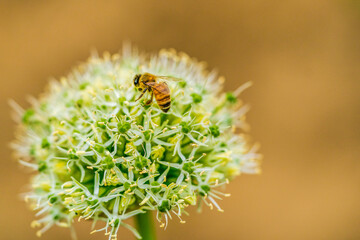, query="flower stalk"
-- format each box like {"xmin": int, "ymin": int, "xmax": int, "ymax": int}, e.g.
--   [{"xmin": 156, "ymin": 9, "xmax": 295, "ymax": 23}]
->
[{"xmin": 135, "ymin": 211, "xmax": 156, "ymax": 240}]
